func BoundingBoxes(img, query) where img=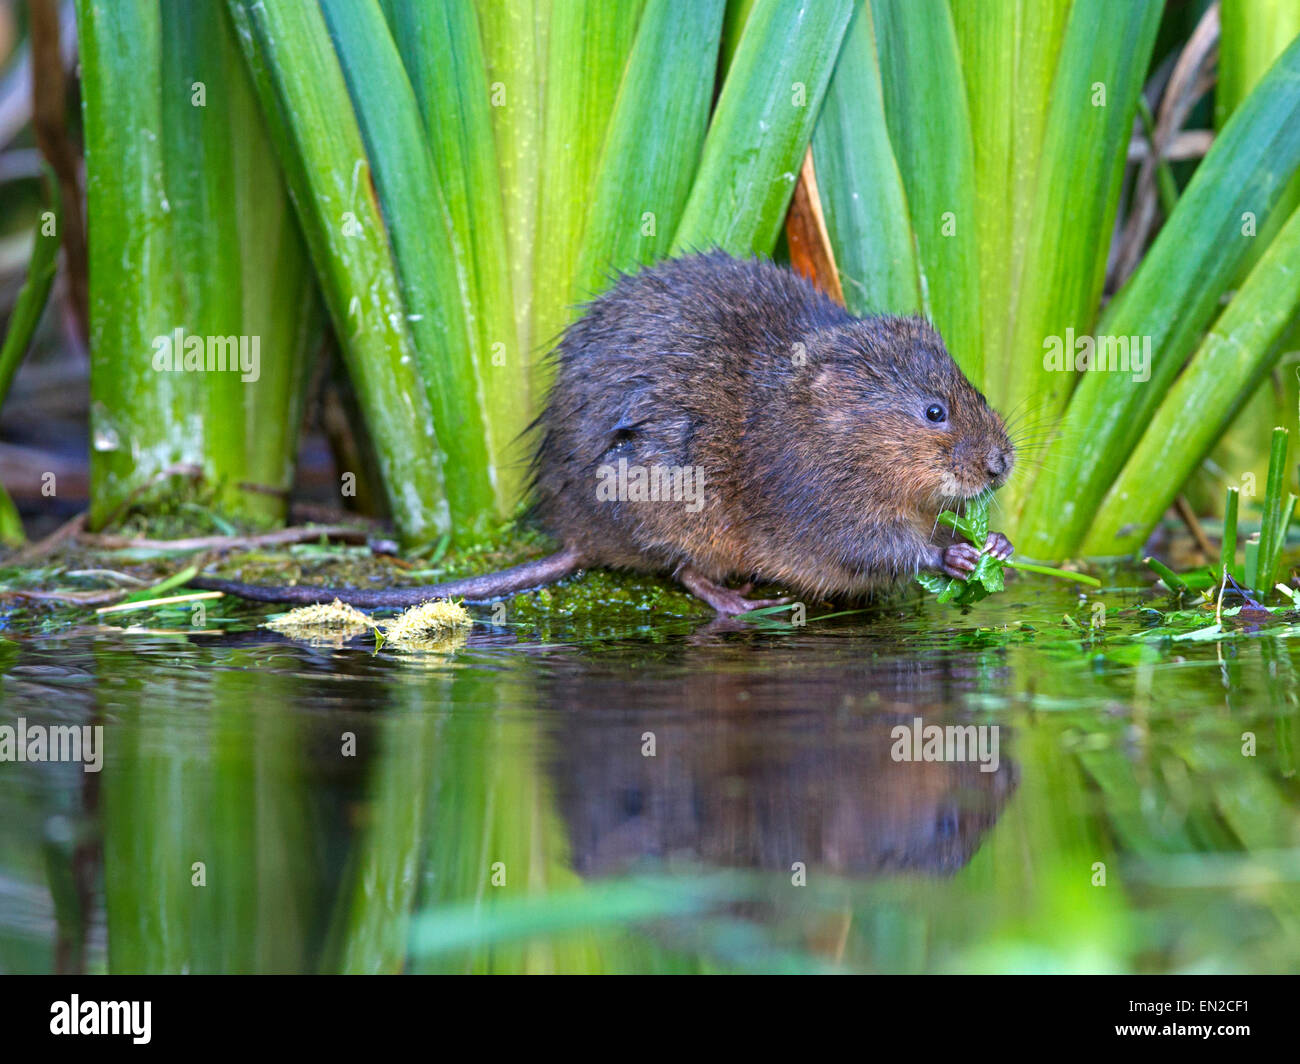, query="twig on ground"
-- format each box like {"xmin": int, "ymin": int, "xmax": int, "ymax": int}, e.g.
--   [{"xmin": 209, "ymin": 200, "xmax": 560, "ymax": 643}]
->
[
  {"xmin": 1175, "ymin": 495, "xmax": 1216, "ymax": 561},
  {"xmin": 80, "ymin": 524, "xmax": 370, "ymax": 554}
]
